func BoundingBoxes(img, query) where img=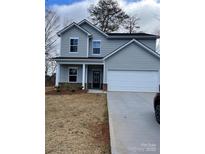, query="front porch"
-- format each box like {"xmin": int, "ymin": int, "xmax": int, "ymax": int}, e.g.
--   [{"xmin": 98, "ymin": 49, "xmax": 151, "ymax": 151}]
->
[{"xmin": 55, "ymin": 63, "xmax": 107, "ymax": 91}]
